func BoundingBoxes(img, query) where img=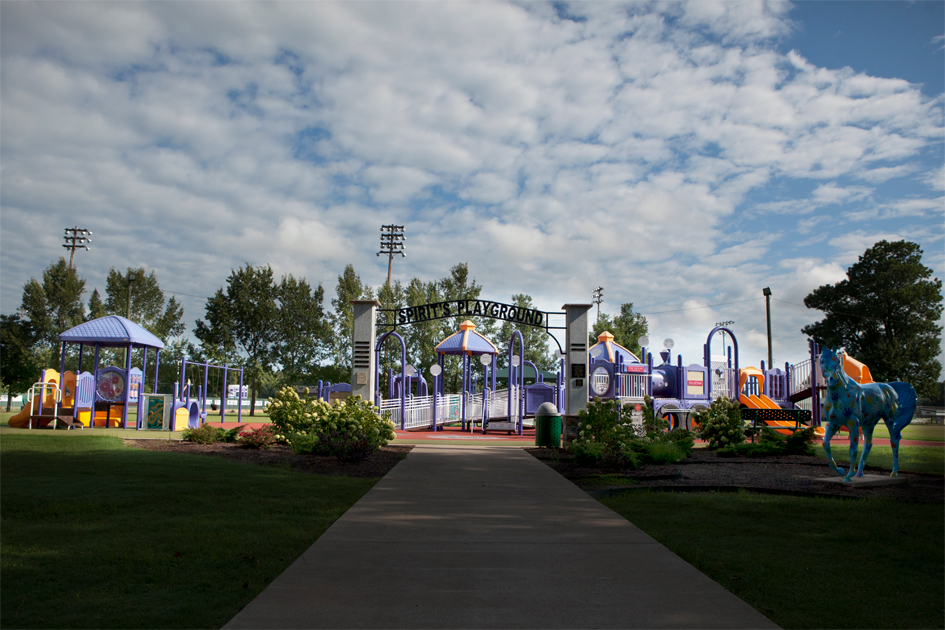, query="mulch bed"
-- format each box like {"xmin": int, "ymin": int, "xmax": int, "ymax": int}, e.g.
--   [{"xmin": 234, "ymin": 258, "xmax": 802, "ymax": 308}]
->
[
  {"xmin": 527, "ymin": 447, "xmax": 944, "ymax": 504},
  {"xmin": 124, "ymin": 439, "xmax": 413, "ymax": 478}
]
